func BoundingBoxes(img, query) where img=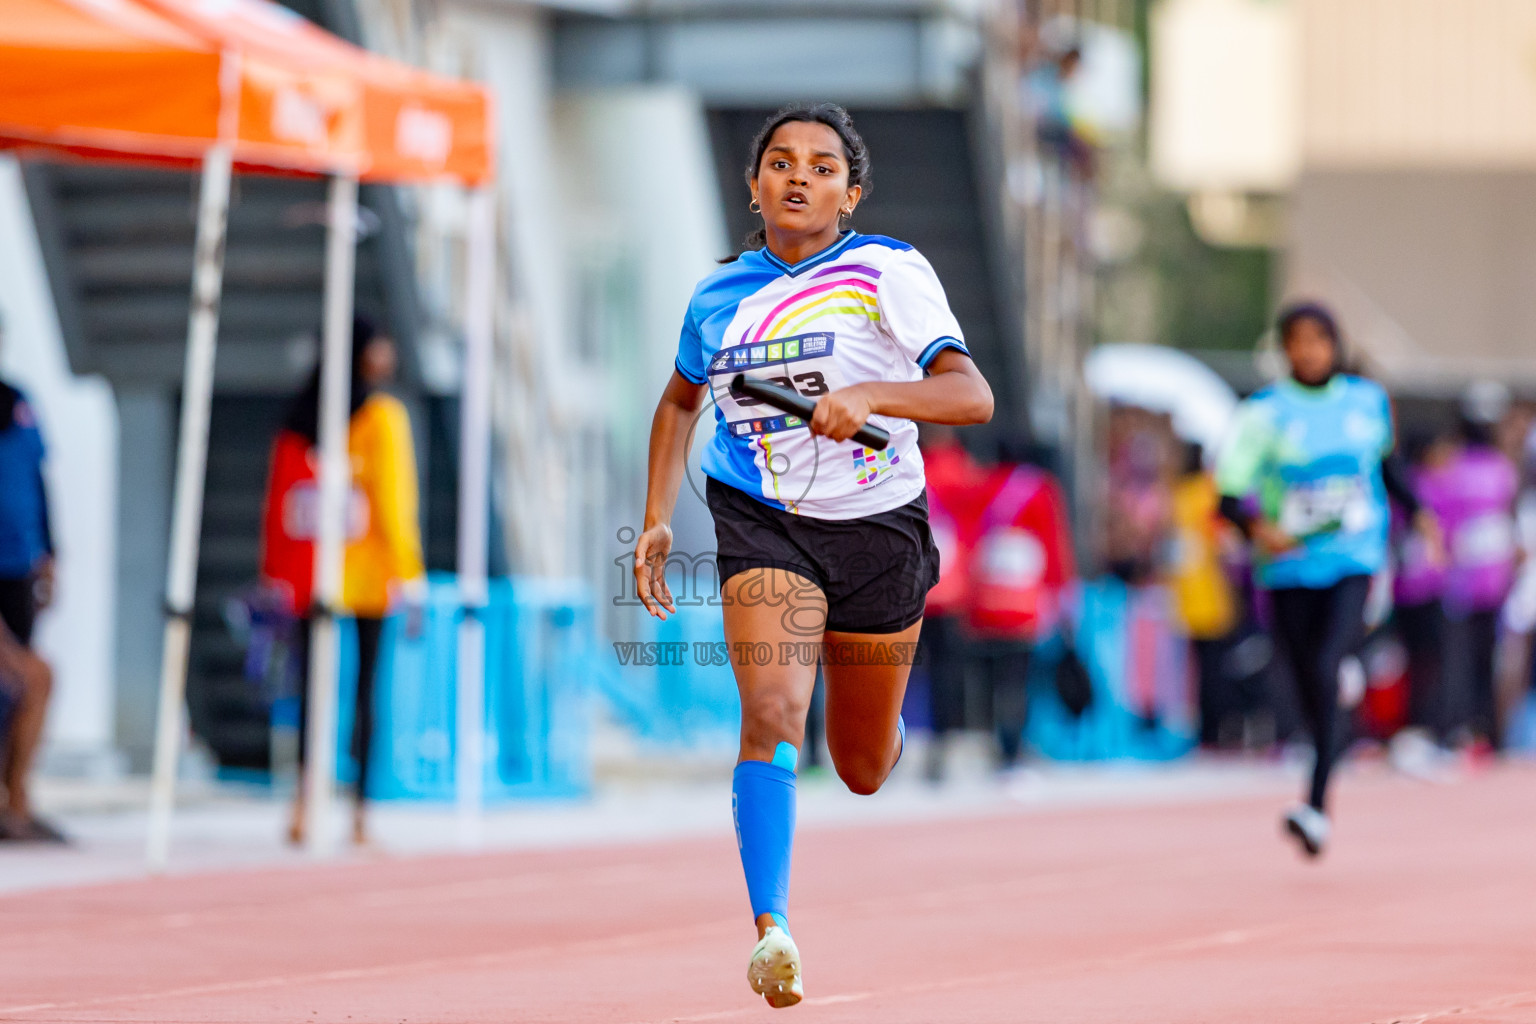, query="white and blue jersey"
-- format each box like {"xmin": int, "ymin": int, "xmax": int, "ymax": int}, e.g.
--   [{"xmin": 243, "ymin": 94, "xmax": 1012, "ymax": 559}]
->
[
  {"xmin": 675, "ymin": 231, "xmax": 969, "ymax": 521},
  {"xmin": 1215, "ymin": 375, "xmax": 1395, "ymax": 589}
]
